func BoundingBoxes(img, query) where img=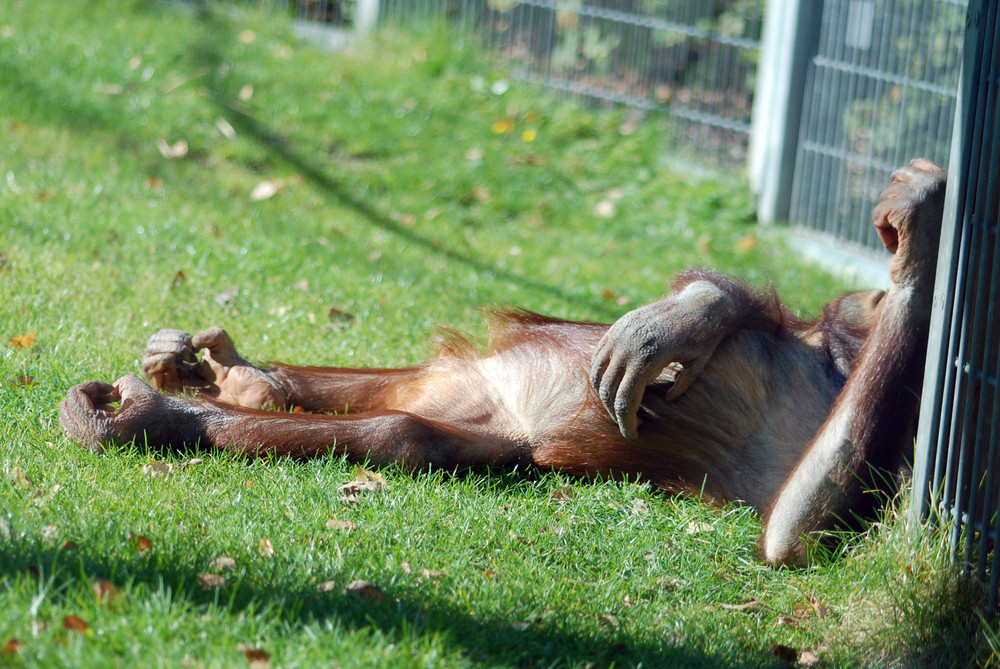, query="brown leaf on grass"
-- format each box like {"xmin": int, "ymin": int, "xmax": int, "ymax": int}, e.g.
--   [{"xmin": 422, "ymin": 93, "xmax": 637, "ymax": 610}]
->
[
  {"xmin": 142, "ymin": 462, "xmax": 174, "ymax": 479},
  {"xmin": 799, "ymin": 650, "xmax": 820, "ymax": 666},
  {"xmin": 326, "ymin": 519, "xmax": 356, "ymax": 532},
  {"xmin": 550, "ymin": 485, "xmax": 575, "ymax": 502},
  {"xmin": 686, "ymin": 521, "xmax": 714, "ymax": 535},
  {"xmin": 339, "ymin": 466, "xmax": 390, "ymax": 495},
  {"xmin": 594, "ymin": 199, "xmax": 617, "ymax": 218},
  {"xmin": 156, "ymin": 138, "xmax": 188, "ymax": 159},
  {"xmin": 130, "ymin": 533, "xmax": 152, "ymax": 553},
  {"xmin": 344, "ymin": 580, "xmax": 384, "ymax": 602},
  {"xmin": 93, "ymin": 83, "xmax": 124, "ymax": 95},
  {"xmin": 237, "ymin": 643, "xmax": 271, "ymax": 668},
  {"xmin": 9, "ymin": 332, "xmax": 35, "ymax": 349},
  {"xmin": 2, "ymin": 639, "xmax": 24, "ymax": 656},
  {"xmin": 11, "ymin": 467, "xmax": 30, "ymax": 489},
  {"xmin": 327, "ymin": 307, "xmax": 356, "ymax": 328},
  {"xmin": 215, "ymin": 286, "xmax": 239, "ymax": 305},
  {"xmin": 258, "ymin": 538, "xmax": 275, "ymax": 559},
  {"xmin": 719, "ymin": 599, "xmax": 763, "ymax": 613},
  {"xmin": 63, "ymin": 614, "xmax": 89, "ymax": 633},
  {"xmin": 810, "ymin": 595, "xmax": 828, "ymax": 619},
  {"xmin": 316, "ymin": 579, "xmax": 338, "ymax": 593},
  {"xmin": 630, "ymin": 498, "xmax": 649, "ymax": 515},
  {"xmin": 597, "ymin": 613, "xmax": 618, "ymax": 630},
  {"xmin": 208, "ymin": 555, "xmax": 237, "ymax": 572},
  {"xmin": 735, "ymin": 235, "xmax": 758, "ymax": 254},
  {"xmin": 199, "ymin": 573, "xmax": 227, "ymax": 590},
  {"xmin": 215, "ymin": 117, "xmax": 237, "ymax": 139},
  {"xmin": 250, "ymin": 180, "xmax": 285, "ymax": 202},
  {"xmin": 11, "ymin": 375, "xmax": 36, "ymax": 387},
  {"xmin": 92, "ymin": 578, "xmax": 120, "ymax": 606},
  {"xmin": 170, "ymin": 270, "xmax": 188, "ymax": 289}
]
